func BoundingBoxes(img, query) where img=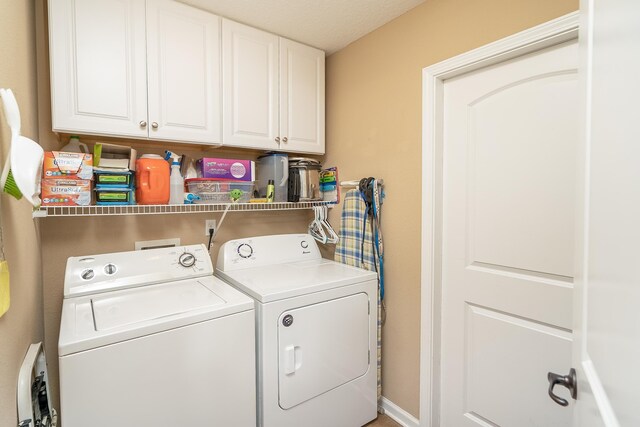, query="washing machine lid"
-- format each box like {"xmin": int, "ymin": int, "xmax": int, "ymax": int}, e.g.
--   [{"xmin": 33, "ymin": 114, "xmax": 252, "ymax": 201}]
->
[
  {"xmin": 91, "ymin": 280, "xmax": 223, "ymax": 331},
  {"xmin": 59, "ymin": 276, "xmax": 253, "ymax": 356},
  {"xmin": 216, "ymin": 258, "xmax": 377, "ymax": 303}
]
